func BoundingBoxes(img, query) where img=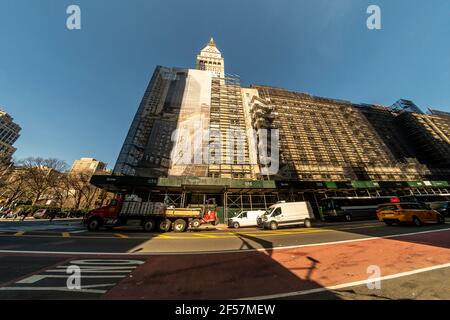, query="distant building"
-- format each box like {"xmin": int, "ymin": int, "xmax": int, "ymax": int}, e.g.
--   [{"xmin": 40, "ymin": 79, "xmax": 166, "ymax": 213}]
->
[
  {"xmin": 0, "ymin": 109, "xmax": 21, "ymax": 160},
  {"xmin": 70, "ymin": 158, "xmax": 107, "ymax": 175}
]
